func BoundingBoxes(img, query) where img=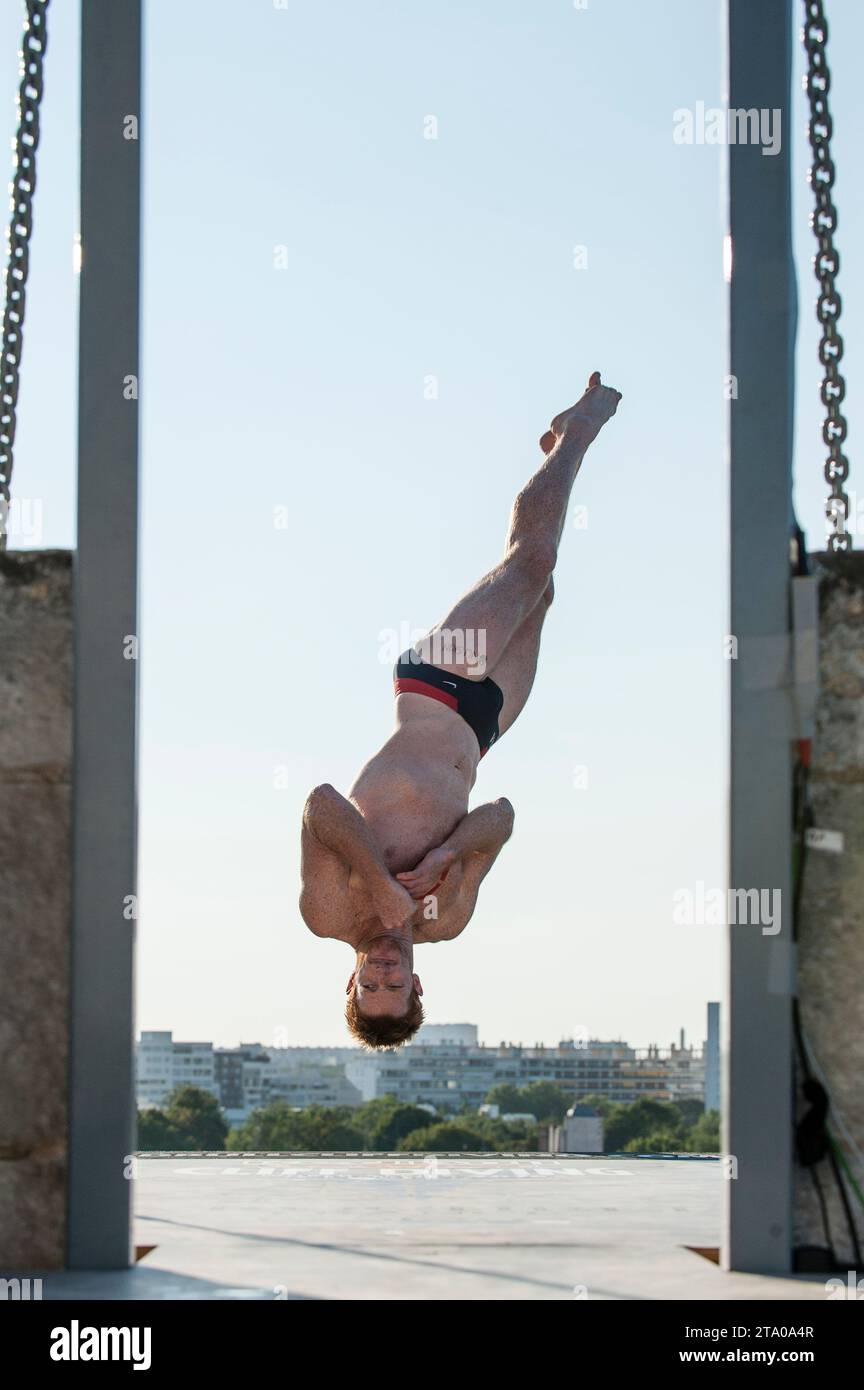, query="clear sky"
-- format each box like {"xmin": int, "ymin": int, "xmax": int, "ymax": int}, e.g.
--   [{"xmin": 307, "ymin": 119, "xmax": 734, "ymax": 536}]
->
[{"xmin": 4, "ymin": 1, "xmax": 861, "ymax": 1049}]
